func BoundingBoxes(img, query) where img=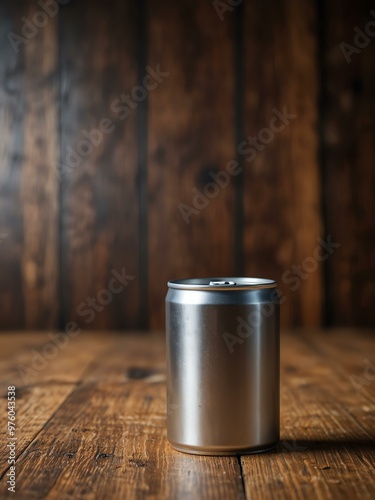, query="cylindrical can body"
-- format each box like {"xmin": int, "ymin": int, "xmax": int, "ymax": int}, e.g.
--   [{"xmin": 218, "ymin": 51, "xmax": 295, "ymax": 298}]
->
[{"xmin": 166, "ymin": 278, "xmax": 280, "ymax": 455}]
